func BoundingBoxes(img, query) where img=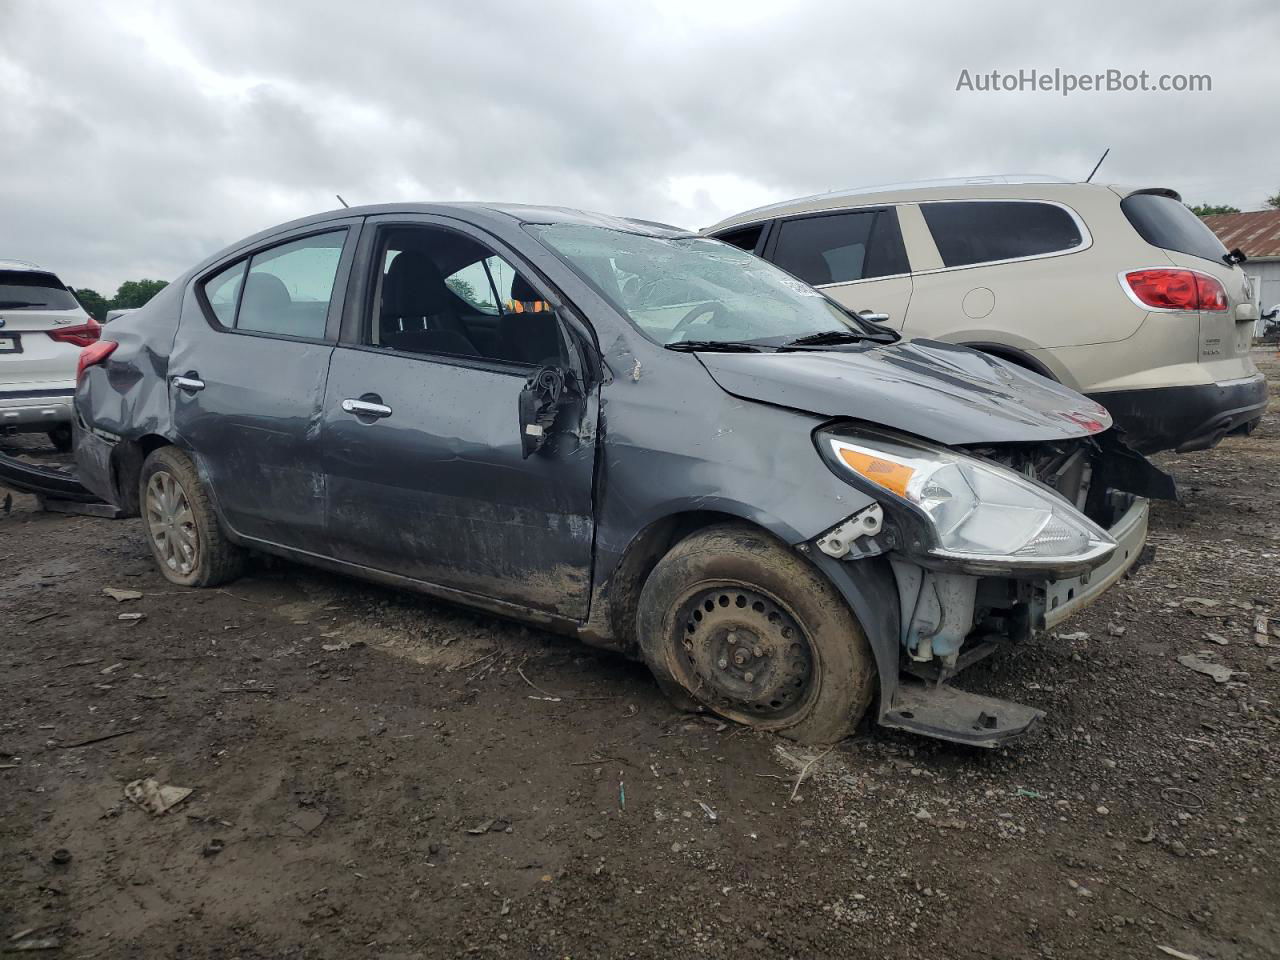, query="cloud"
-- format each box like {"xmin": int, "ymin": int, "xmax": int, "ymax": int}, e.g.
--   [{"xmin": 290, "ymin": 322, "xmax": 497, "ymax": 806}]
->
[{"xmin": 2, "ymin": 0, "xmax": 1276, "ymax": 293}]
